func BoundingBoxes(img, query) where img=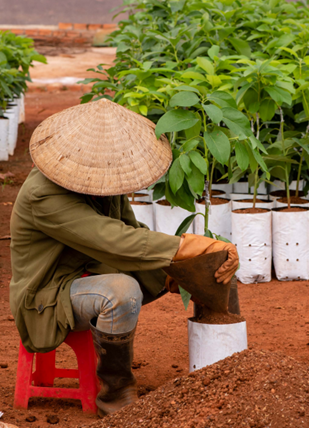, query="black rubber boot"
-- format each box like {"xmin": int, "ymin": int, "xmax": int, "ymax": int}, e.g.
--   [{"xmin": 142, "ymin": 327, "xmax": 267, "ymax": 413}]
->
[
  {"xmin": 228, "ymin": 276, "xmax": 241, "ymax": 315},
  {"xmin": 89, "ymin": 319, "xmax": 138, "ymax": 417}
]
